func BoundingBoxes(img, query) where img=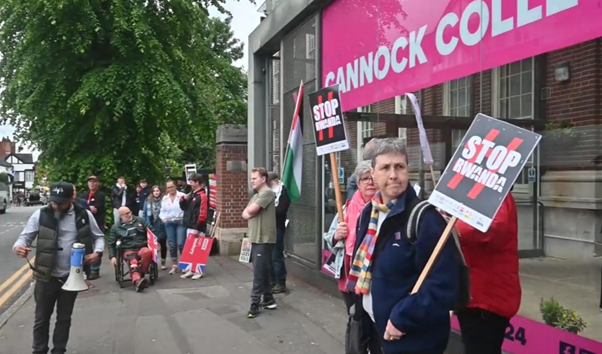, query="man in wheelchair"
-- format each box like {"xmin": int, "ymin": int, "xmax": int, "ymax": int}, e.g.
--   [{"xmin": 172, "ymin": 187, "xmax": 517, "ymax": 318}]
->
[{"xmin": 109, "ymin": 206, "xmax": 155, "ymax": 292}]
